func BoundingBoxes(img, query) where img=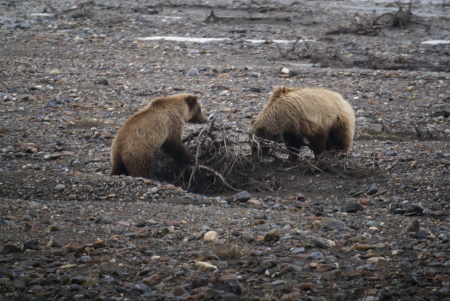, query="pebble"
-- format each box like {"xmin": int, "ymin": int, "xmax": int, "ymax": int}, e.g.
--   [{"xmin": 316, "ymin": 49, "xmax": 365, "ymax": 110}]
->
[
  {"xmin": 96, "ymin": 217, "xmax": 114, "ymax": 224},
  {"xmin": 307, "ymin": 252, "xmax": 324, "ymax": 260},
  {"xmin": 404, "ymin": 204, "xmax": 424, "ymax": 215},
  {"xmin": 229, "ymin": 190, "xmax": 251, "ymax": 203},
  {"xmin": 404, "ymin": 219, "xmax": 420, "ymax": 232},
  {"xmin": 264, "ymin": 229, "xmax": 281, "ymax": 242},
  {"xmin": 415, "ymin": 229, "xmax": 429, "ymax": 239},
  {"xmin": 322, "ymin": 269, "xmax": 343, "ymax": 281},
  {"xmin": 311, "ymin": 238, "xmax": 331, "ymax": 249},
  {"xmin": 367, "ymin": 183, "xmax": 378, "ymax": 195},
  {"xmin": 224, "ymin": 278, "xmax": 243, "ymax": 295},
  {"xmin": 204, "ymin": 231, "xmax": 218, "ymax": 242},
  {"xmin": 1, "ymin": 244, "xmax": 23, "ymax": 254},
  {"xmin": 195, "ymin": 261, "xmax": 218, "ymax": 272},
  {"xmin": 142, "ymin": 274, "xmax": 160, "ymax": 286},
  {"xmin": 320, "ymin": 219, "xmax": 349, "ymax": 231},
  {"xmin": 54, "ymin": 184, "xmax": 65, "ymax": 191},
  {"xmin": 171, "ymin": 286, "xmax": 188, "ymax": 296},
  {"xmin": 343, "ymin": 202, "xmax": 362, "ymax": 213},
  {"xmin": 186, "ymin": 67, "xmax": 200, "ymax": 76},
  {"xmin": 365, "ymin": 221, "xmax": 380, "ymax": 228},
  {"xmin": 220, "ymin": 293, "xmax": 240, "ymax": 301},
  {"xmin": 24, "ymin": 239, "xmax": 39, "ymax": 250}
]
